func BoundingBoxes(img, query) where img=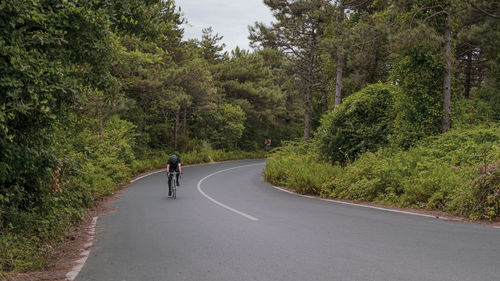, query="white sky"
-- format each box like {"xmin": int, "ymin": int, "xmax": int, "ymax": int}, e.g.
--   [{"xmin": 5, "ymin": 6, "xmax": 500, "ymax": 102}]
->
[{"xmin": 178, "ymin": 0, "xmax": 274, "ymax": 52}]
